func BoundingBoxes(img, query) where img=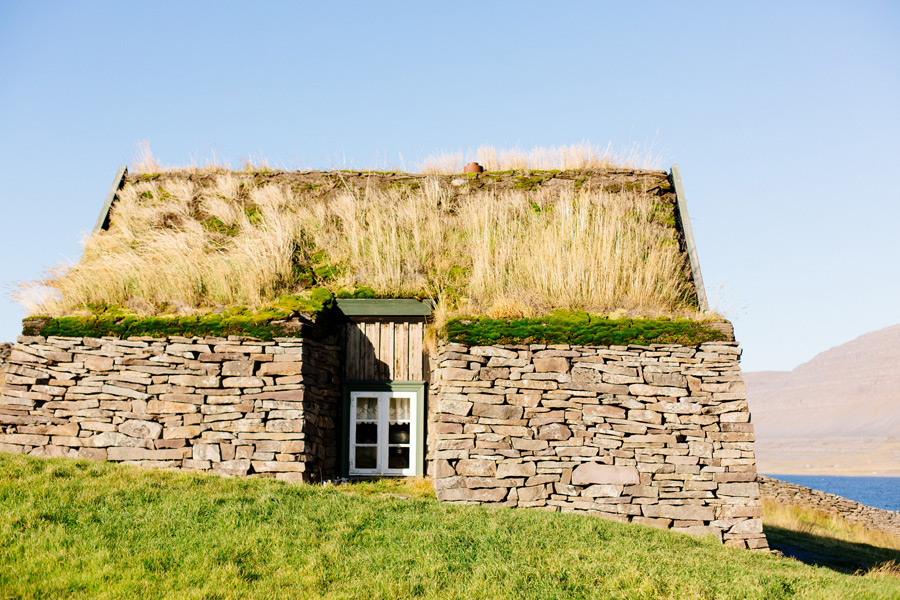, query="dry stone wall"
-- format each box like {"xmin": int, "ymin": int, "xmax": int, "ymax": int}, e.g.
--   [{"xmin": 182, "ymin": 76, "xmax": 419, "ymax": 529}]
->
[
  {"xmin": 760, "ymin": 476, "xmax": 900, "ymax": 537},
  {"xmin": 433, "ymin": 341, "xmax": 768, "ymax": 550},
  {"xmin": 0, "ymin": 335, "xmax": 340, "ymax": 481}
]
